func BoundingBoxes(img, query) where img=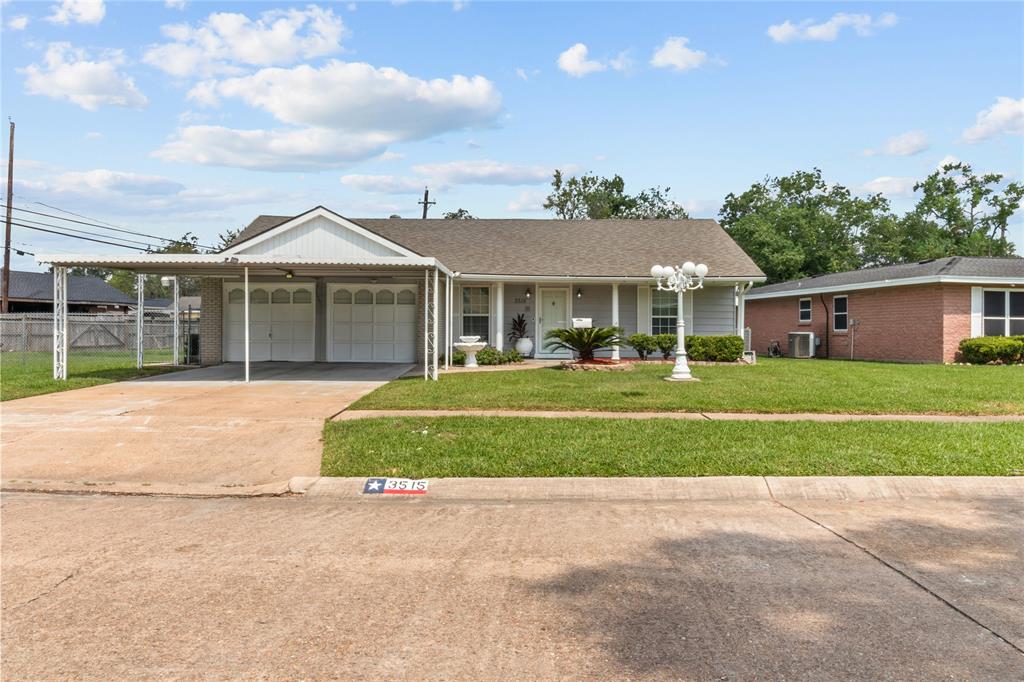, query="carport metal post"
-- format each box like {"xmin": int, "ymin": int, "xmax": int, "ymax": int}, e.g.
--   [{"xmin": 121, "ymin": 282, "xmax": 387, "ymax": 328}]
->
[
  {"xmin": 171, "ymin": 276, "xmax": 180, "ymax": 366},
  {"xmin": 135, "ymin": 274, "xmax": 144, "ymax": 369},
  {"xmin": 432, "ymin": 266, "xmax": 439, "ymax": 380},
  {"xmin": 444, "ymin": 273, "xmax": 451, "ymax": 371},
  {"xmin": 244, "ymin": 266, "xmax": 250, "ymax": 383},
  {"xmin": 52, "ymin": 266, "xmax": 68, "ymax": 380},
  {"xmin": 423, "ymin": 269, "xmax": 428, "ymax": 380}
]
